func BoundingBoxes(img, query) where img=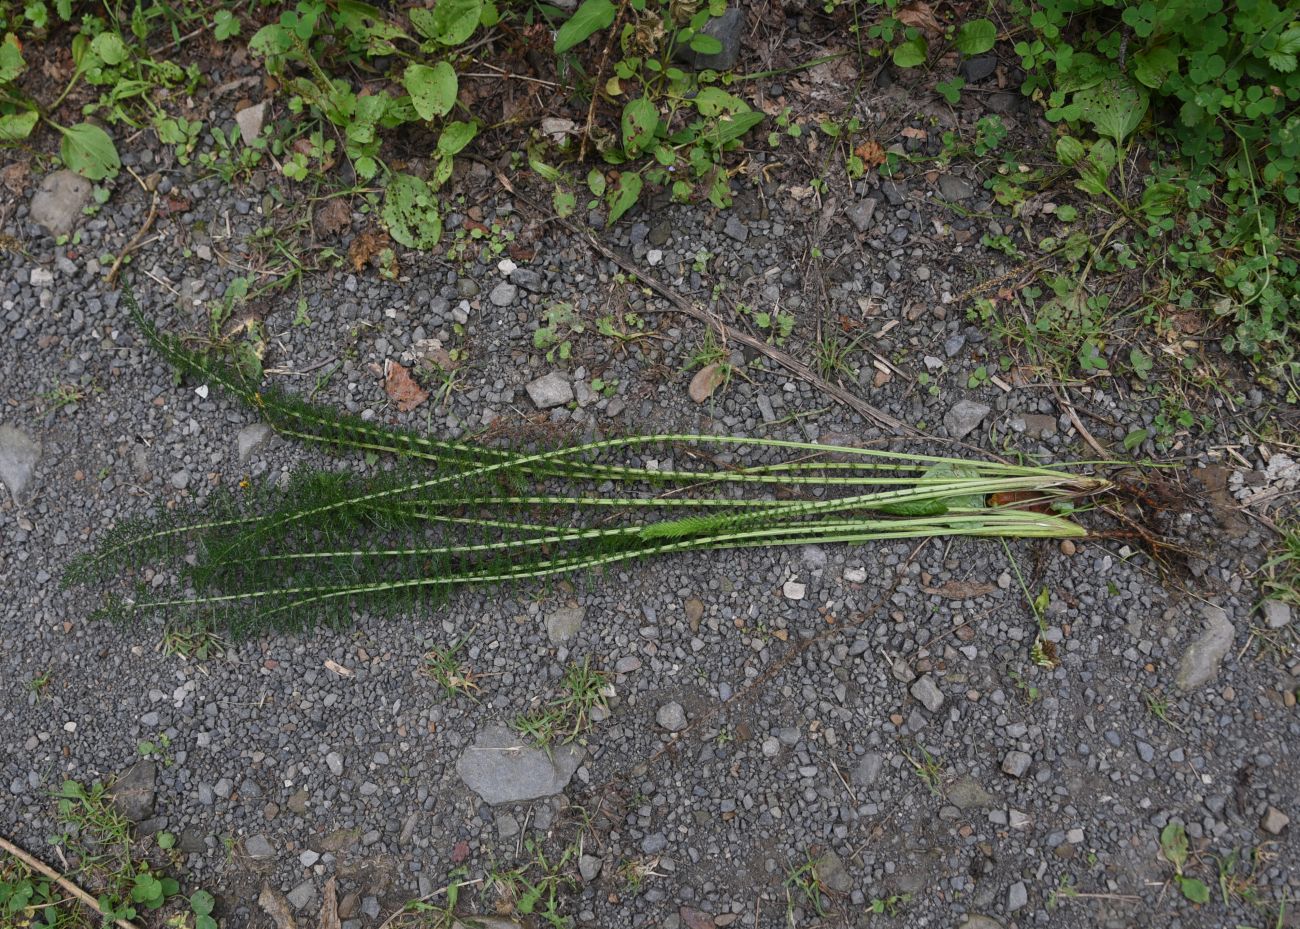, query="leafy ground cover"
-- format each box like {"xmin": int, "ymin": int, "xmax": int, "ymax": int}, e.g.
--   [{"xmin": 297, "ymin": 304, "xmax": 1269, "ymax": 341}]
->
[{"xmin": 1, "ymin": 0, "xmax": 1296, "ymax": 393}]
